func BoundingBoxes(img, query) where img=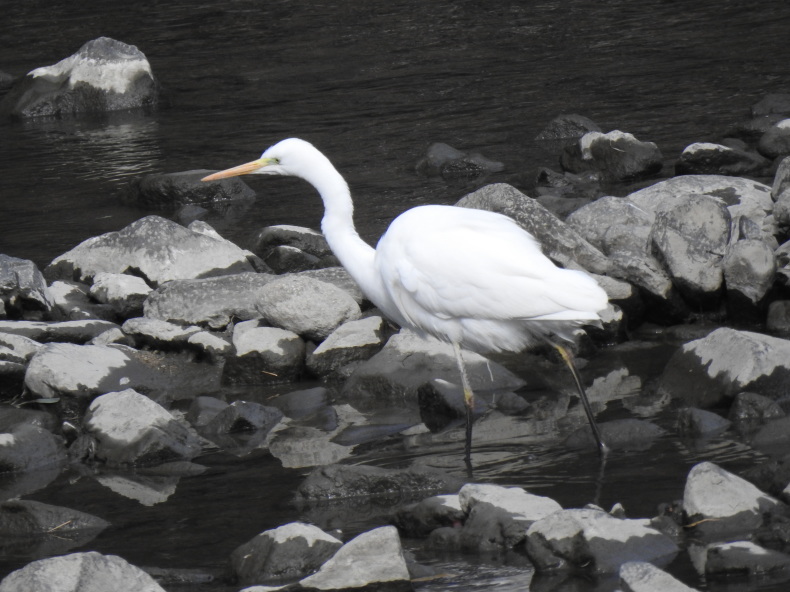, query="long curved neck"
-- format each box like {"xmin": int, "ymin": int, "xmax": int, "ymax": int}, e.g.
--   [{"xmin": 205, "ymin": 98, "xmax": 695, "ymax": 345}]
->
[{"xmin": 297, "ymin": 159, "xmax": 384, "ymax": 307}]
